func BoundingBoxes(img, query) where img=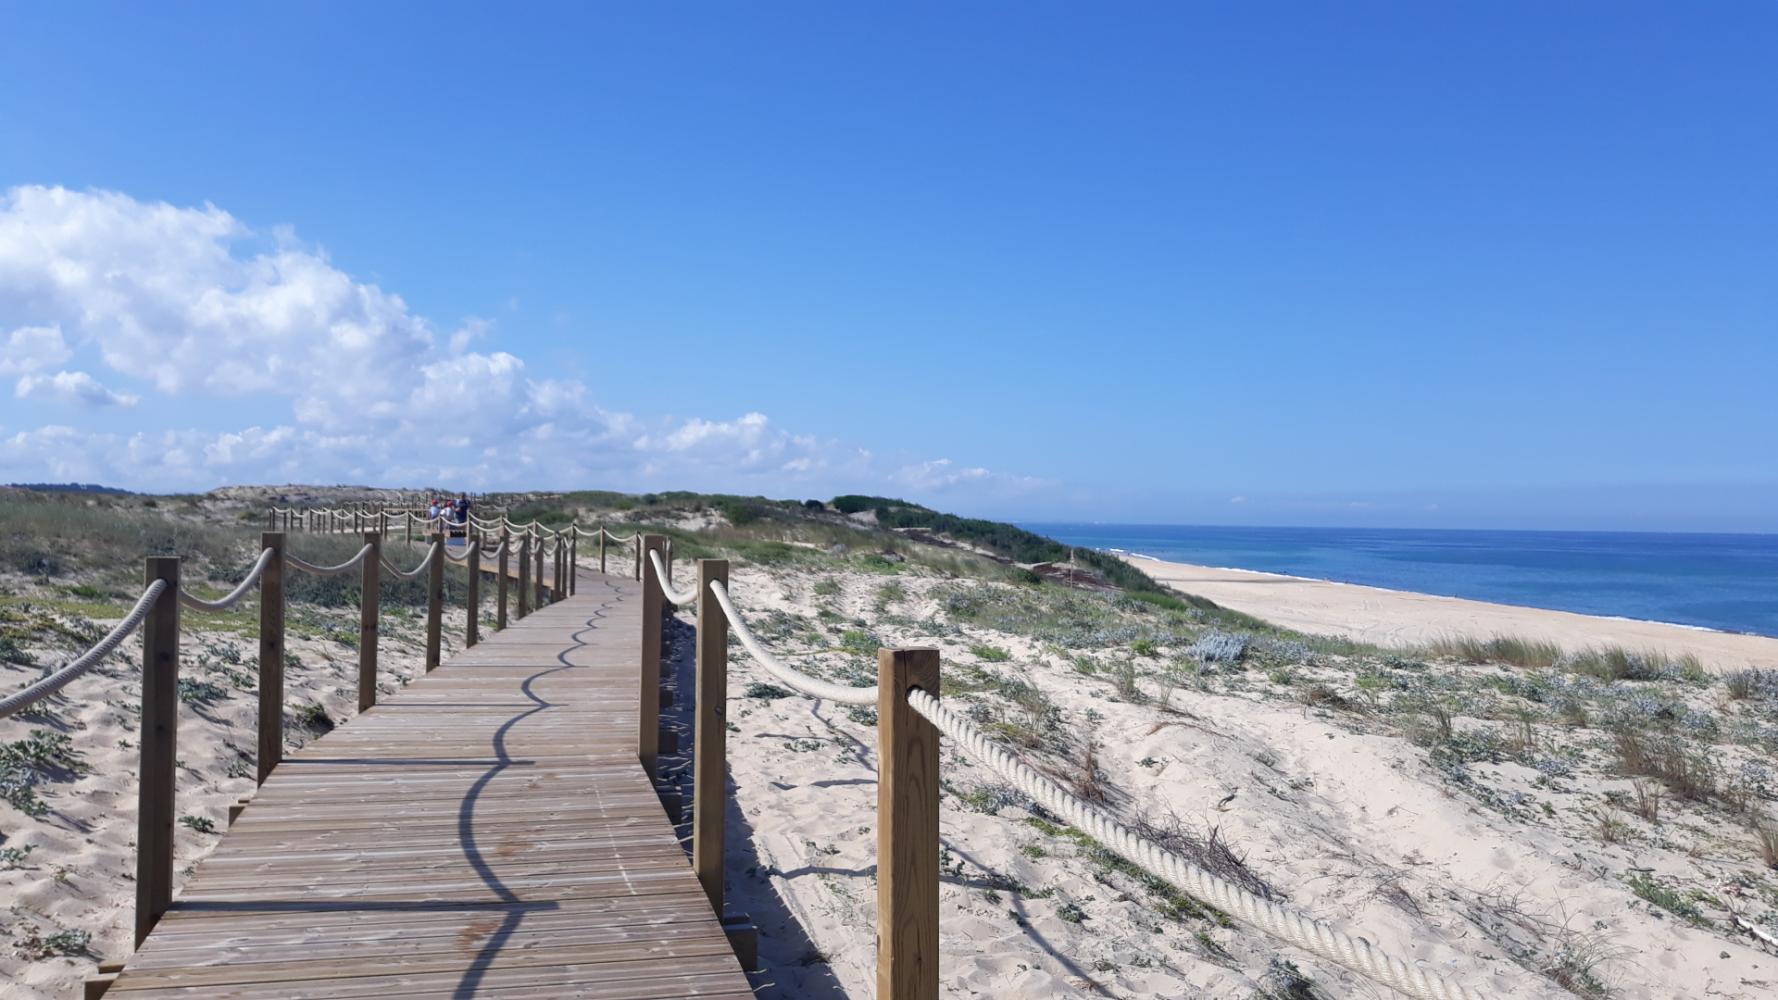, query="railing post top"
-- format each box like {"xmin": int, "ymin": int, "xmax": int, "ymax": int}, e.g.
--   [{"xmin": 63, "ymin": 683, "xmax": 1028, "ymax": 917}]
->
[
  {"xmin": 261, "ymin": 530, "xmax": 285, "ymax": 549},
  {"xmin": 878, "ymin": 647, "xmax": 941, "ymax": 692}
]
